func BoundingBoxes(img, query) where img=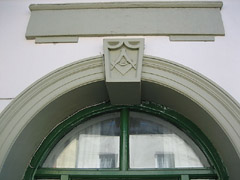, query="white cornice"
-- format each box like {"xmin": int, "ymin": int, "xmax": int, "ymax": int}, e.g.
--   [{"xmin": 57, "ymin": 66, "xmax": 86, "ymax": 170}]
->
[
  {"xmin": 26, "ymin": 1, "xmax": 224, "ymax": 42},
  {"xmin": 29, "ymin": 1, "xmax": 223, "ymax": 11}
]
